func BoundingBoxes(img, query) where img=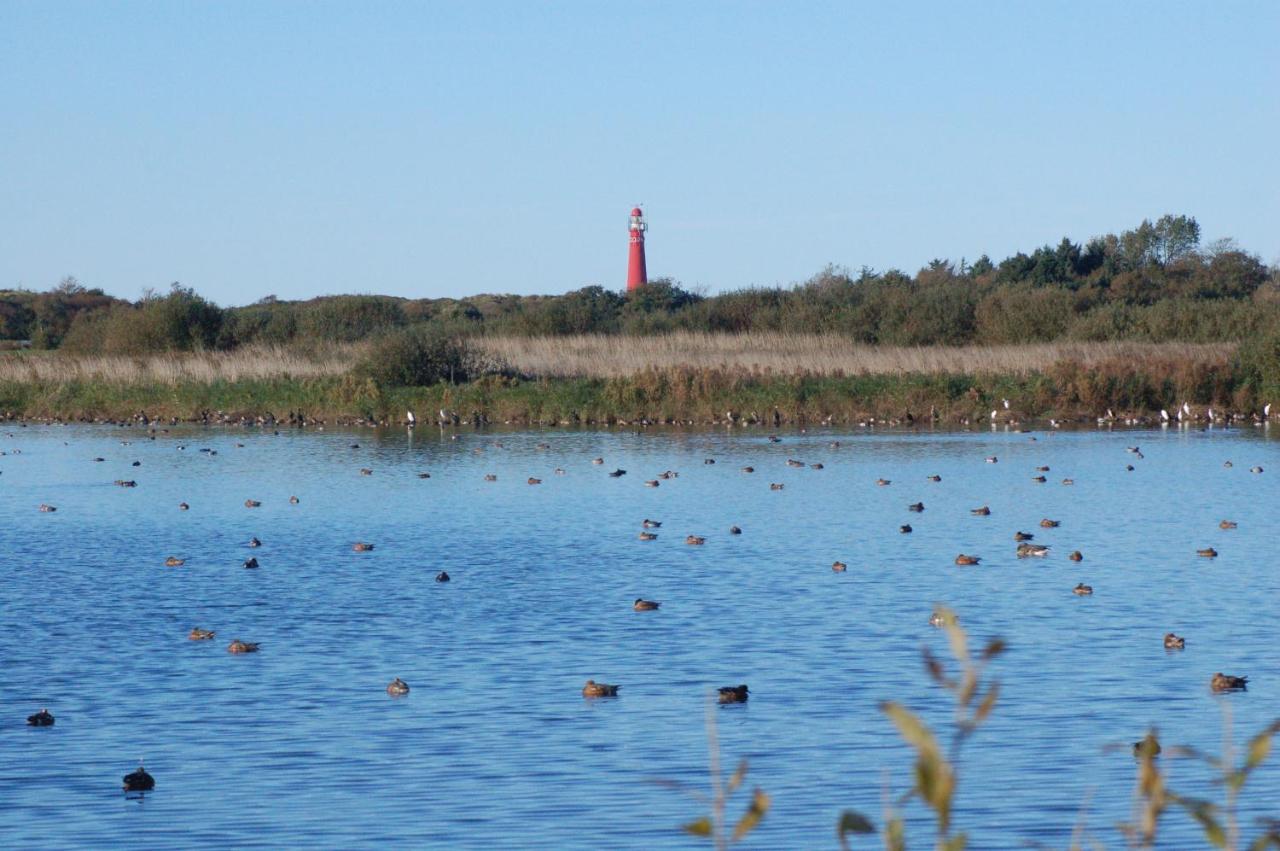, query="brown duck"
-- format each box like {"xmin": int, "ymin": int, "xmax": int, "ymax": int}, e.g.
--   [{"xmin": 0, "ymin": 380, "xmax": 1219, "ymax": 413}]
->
[
  {"xmin": 1210, "ymin": 673, "xmax": 1248, "ymax": 692},
  {"xmin": 1073, "ymin": 583, "xmax": 1093, "ymax": 595},
  {"xmin": 718, "ymin": 684, "xmax": 749, "ymax": 704},
  {"xmin": 955, "ymin": 554, "xmax": 981, "ymax": 566},
  {"xmin": 582, "ymin": 679, "xmax": 620, "ymax": 698},
  {"xmin": 188, "ymin": 628, "xmax": 215, "ymax": 641},
  {"xmin": 633, "ymin": 598, "xmax": 661, "ymax": 611},
  {"xmin": 387, "ymin": 677, "xmax": 410, "ymax": 696},
  {"xmin": 1163, "ymin": 633, "xmax": 1185, "ymax": 649},
  {"xmin": 164, "ymin": 556, "xmax": 185, "ymax": 567},
  {"xmin": 227, "ymin": 639, "xmax": 260, "ymax": 654}
]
